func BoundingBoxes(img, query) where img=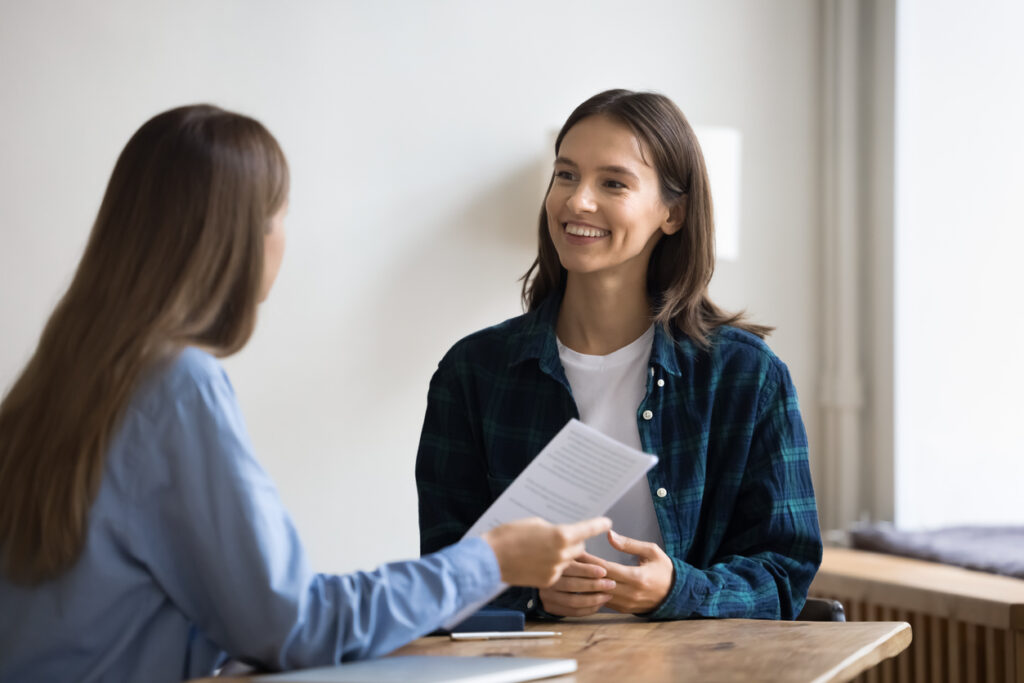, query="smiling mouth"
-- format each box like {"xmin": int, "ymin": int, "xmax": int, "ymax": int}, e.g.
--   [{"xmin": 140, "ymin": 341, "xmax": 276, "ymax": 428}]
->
[{"xmin": 564, "ymin": 222, "xmax": 610, "ymax": 238}]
